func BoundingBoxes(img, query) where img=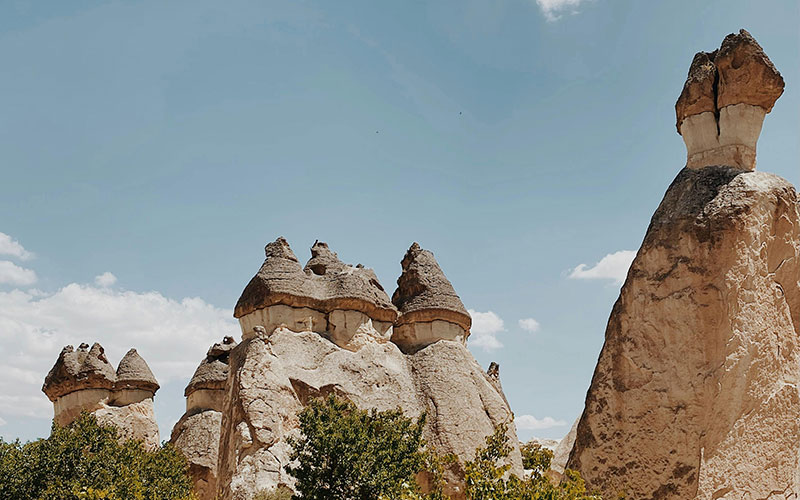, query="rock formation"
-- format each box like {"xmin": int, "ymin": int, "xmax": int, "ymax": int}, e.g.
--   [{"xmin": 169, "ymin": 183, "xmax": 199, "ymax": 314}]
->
[
  {"xmin": 42, "ymin": 343, "xmax": 161, "ymax": 449},
  {"xmin": 171, "ymin": 336, "xmax": 237, "ymax": 500},
  {"xmin": 676, "ymin": 29, "xmax": 784, "ymax": 170},
  {"xmin": 215, "ymin": 239, "xmax": 521, "ymax": 499},
  {"xmin": 568, "ymin": 30, "xmax": 799, "ymax": 499},
  {"xmin": 392, "ymin": 242, "xmax": 472, "ymax": 351}
]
